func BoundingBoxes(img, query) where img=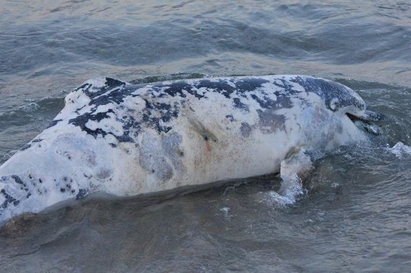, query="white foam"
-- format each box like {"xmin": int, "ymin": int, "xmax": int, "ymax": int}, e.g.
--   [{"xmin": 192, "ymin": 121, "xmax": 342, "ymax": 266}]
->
[
  {"xmin": 389, "ymin": 142, "xmax": 411, "ymax": 158},
  {"xmin": 220, "ymin": 207, "xmax": 231, "ymax": 218},
  {"xmin": 257, "ymin": 175, "xmax": 305, "ymax": 207},
  {"xmin": 19, "ymin": 102, "xmax": 40, "ymax": 112}
]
